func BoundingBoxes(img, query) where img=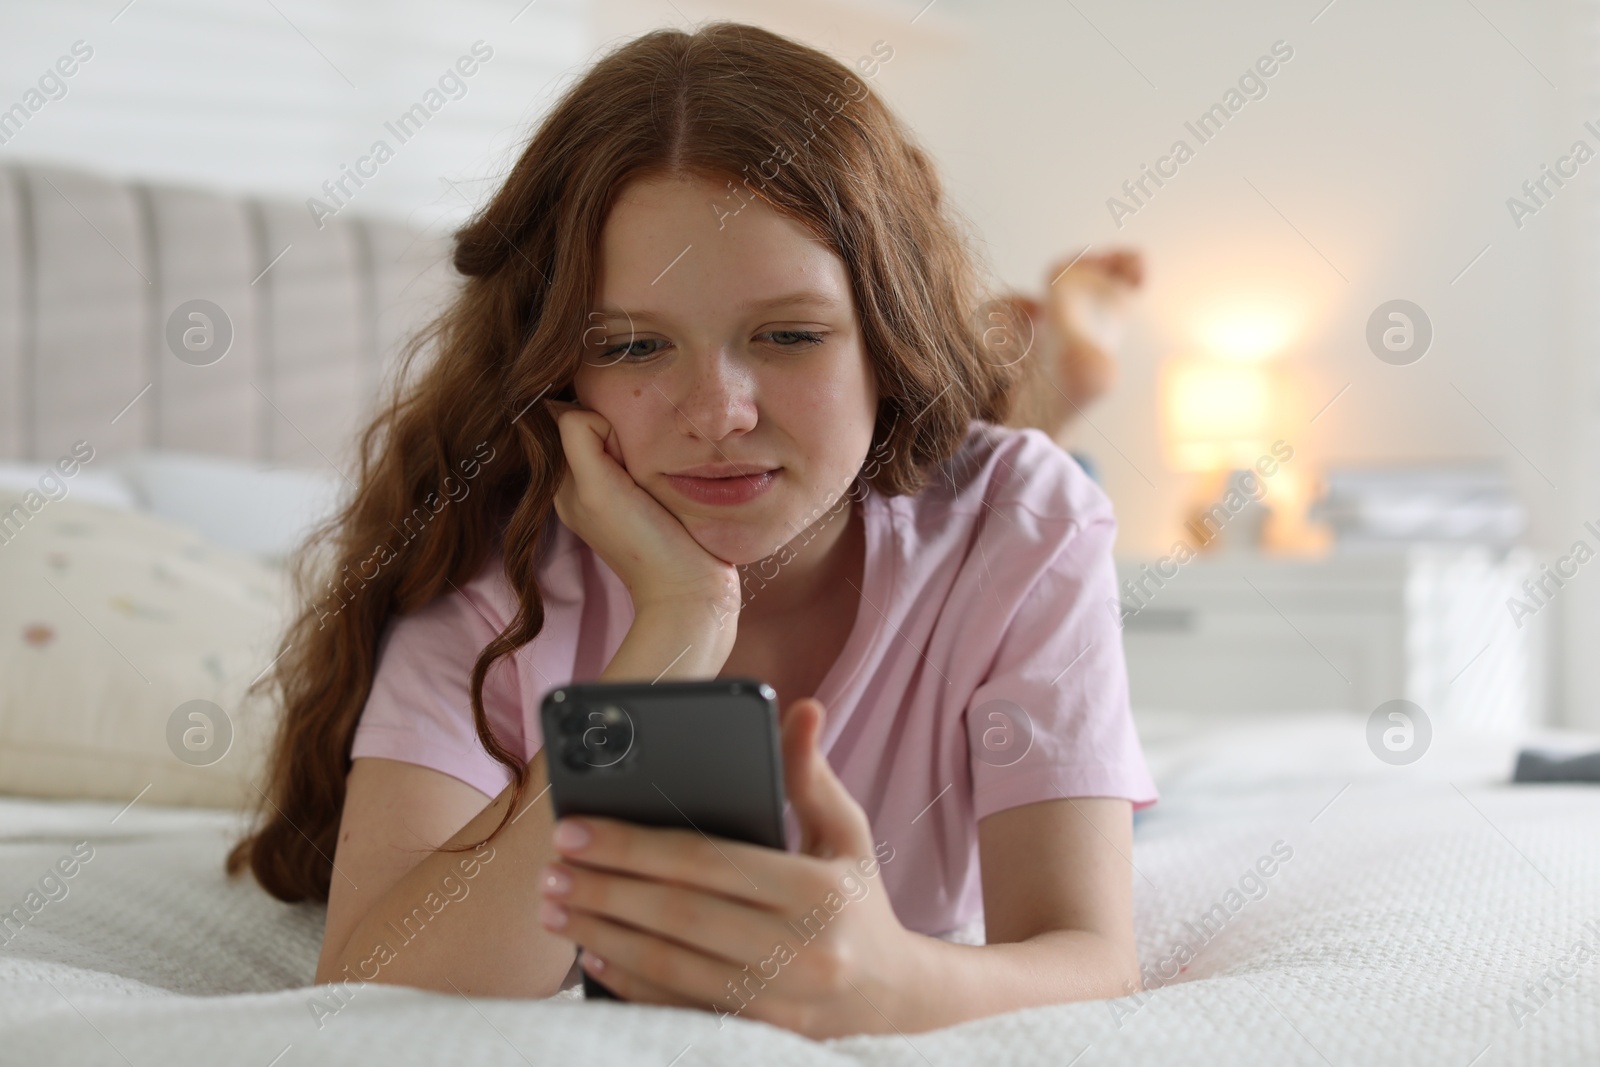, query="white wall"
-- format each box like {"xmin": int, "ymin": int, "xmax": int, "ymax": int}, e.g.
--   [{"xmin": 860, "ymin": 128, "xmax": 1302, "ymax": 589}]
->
[
  {"xmin": 0, "ymin": 0, "xmax": 587, "ymax": 229},
  {"xmin": 590, "ymin": 0, "xmax": 1595, "ymax": 728},
  {"xmin": 4, "ymin": 0, "xmax": 1593, "ymax": 727},
  {"xmin": 1561, "ymin": 1, "xmax": 1600, "ymax": 732},
  {"xmin": 950, "ymin": 0, "xmax": 1593, "ymax": 732}
]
